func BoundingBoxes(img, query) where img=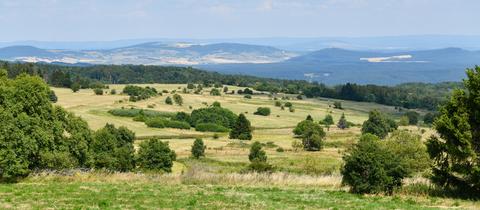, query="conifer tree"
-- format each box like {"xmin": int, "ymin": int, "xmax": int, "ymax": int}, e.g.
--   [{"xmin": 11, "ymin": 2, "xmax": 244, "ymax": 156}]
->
[{"xmin": 229, "ymin": 113, "xmax": 252, "ymax": 140}]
